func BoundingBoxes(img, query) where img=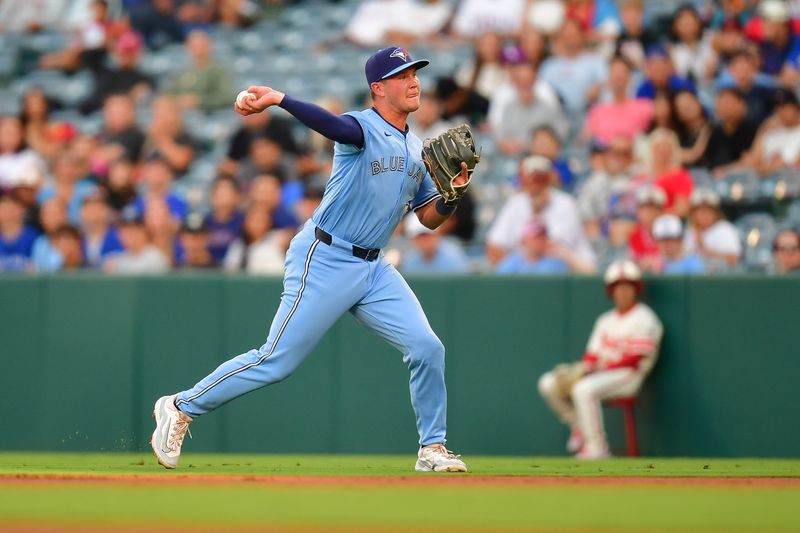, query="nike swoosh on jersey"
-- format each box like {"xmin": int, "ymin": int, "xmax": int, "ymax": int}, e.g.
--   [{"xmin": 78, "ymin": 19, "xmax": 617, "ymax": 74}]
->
[{"xmin": 384, "ymin": 131, "xmax": 392, "ymax": 136}]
